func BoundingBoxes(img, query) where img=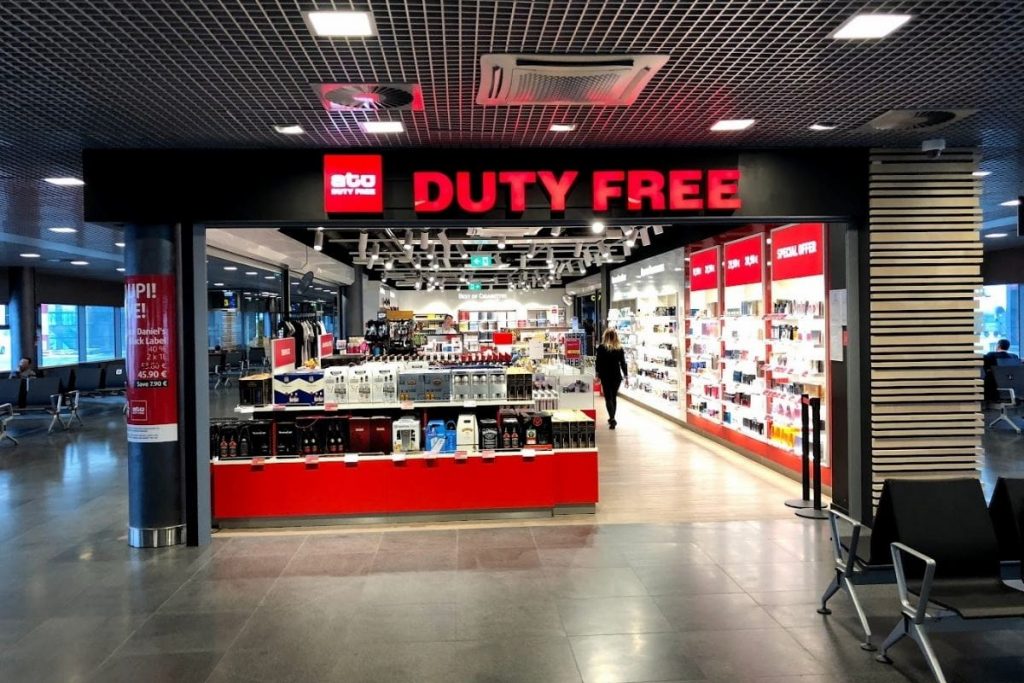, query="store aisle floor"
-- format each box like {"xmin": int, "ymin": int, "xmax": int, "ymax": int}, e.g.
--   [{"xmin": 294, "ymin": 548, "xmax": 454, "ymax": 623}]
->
[{"xmin": 1, "ymin": 396, "xmax": 1018, "ymax": 682}]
